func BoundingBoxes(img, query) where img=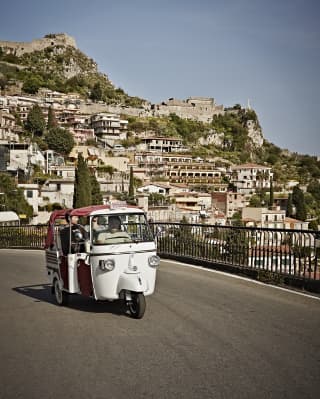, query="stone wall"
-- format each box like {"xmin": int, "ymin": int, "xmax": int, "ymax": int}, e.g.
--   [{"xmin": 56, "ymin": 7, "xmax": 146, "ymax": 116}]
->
[
  {"xmin": 151, "ymin": 97, "xmax": 224, "ymax": 123},
  {"xmin": 79, "ymin": 97, "xmax": 224, "ymax": 123},
  {"xmin": 0, "ymin": 33, "xmax": 77, "ymax": 56}
]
